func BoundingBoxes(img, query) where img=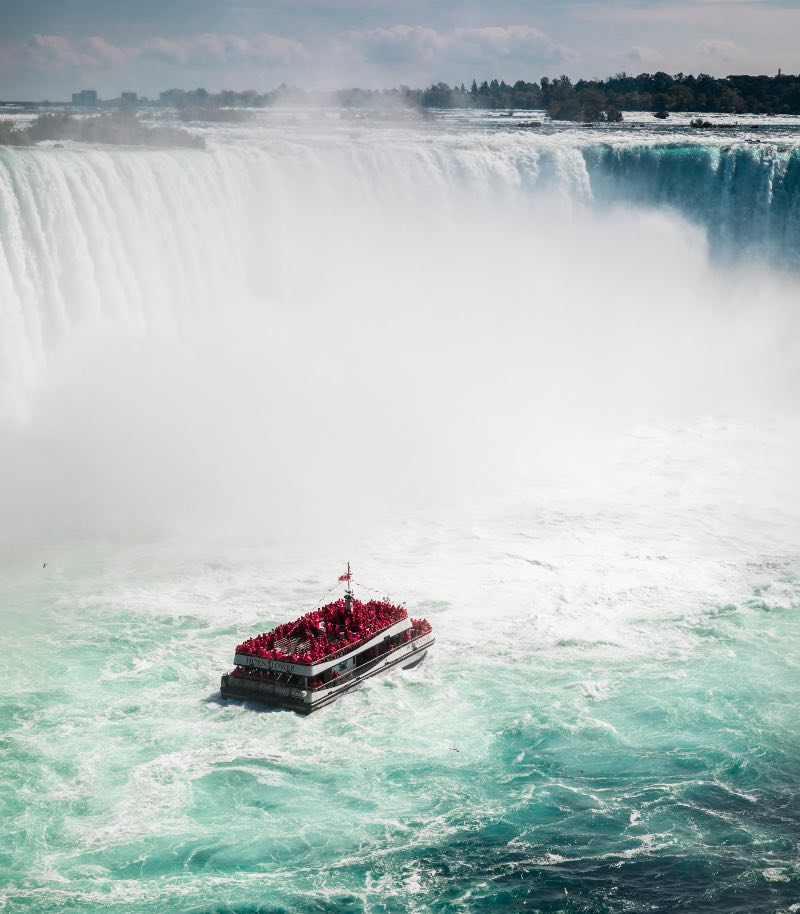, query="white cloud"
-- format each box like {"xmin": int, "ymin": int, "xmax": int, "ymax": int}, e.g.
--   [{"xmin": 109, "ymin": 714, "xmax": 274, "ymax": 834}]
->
[
  {"xmin": 346, "ymin": 26, "xmax": 447, "ymax": 65},
  {"xmin": 451, "ymin": 26, "xmax": 573, "ymax": 65},
  {"xmin": 142, "ymin": 37, "xmax": 189, "ymax": 66},
  {"xmin": 695, "ymin": 38, "xmax": 741, "ymax": 60},
  {"xmin": 83, "ymin": 36, "xmax": 132, "ymax": 68},
  {"xmin": 26, "ymin": 34, "xmax": 134, "ymax": 70},
  {"xmin": 623, "ymin": 45, "xmax": 661, "ymax": 63},
  {"xmin": 347, "ymin": 24, "xmax": 575, "ymax": 70},
  {"xmin": 18, "ymin": 30, "xmax": 307, "ymax": 76},
  {"xmin": 29, "ymin": 34, "xmax": 84, "ymax": 68},
  {"xmin": 141, "ymin": 32, "xmax": 308, "ymax": 68}
]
